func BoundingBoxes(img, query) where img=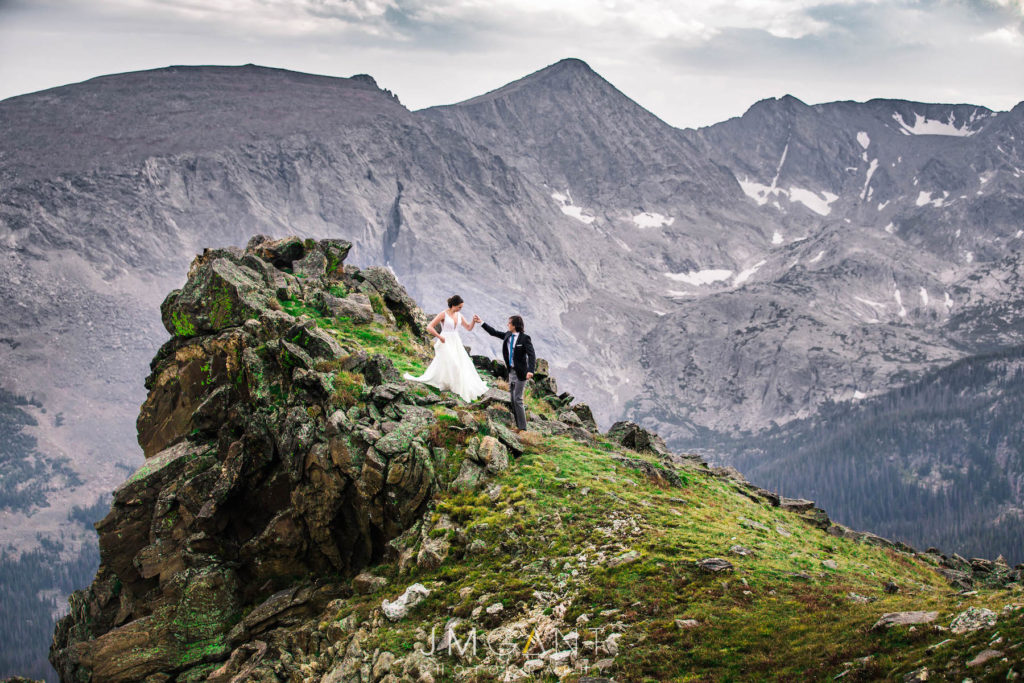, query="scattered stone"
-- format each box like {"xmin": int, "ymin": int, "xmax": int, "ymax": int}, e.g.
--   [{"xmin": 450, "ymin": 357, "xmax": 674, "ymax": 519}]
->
[
  {"xmin": 871, "ymin": 611, "xmax": 939, "ymax": 631},
  {"xmin": 473, "ymin": 436, "xmax": 510, "ymax": 475},
  {"xmin": 902, "ymin": 667, "xmax": 929, "ymax": 682},
  {"xmin": 523, "ymin": 659, "xmax": 545, "ymax": 673},
  {"xmin": 729, "ymin": 545, "xmax": 753, "ymax": 557},
  {"xmin": 675, "ymin": 619, "xmax": 700, "ymax": 629},
  {"xmin": 967, "ymin": 649, "xmax": 1003, "ymax": 667},
  {"xmin": 354, "ymin": 266, "xmax": 430, "ymax": 335},
  {"xmin": 486, "ymin": 602, "xmax": 505, "ymax": 615},
  {"xmin": 606, "ymin": 421, "xmax": 671, "ymax": 457},
  {"xmin": 883, "ymin": 580, "xmax": 900, "ymax": 594},
  {"xmin": 697, "ymin": 558, "xmax": 734, "ymax": 574},
  {"xmin": 570, "ymin": 403, "xmax": 598, "ymax": 431},
  {"xmin": 970, "ymin": 558, "xmax": 994, "ymax": 574},
  {"xmin": 924, "ymin": 638, "xmax": 952, "ymax": 655},
  {"xmin": 353, "ymin": 572, "xmax": 388, "ymax": 595},
  {"xmin": 848, "ymin": 593, "xmax": 872, "ymax": 604},
  {"xmin": 382, "ymin": 583, "xmax": 431, "ymax": 621},
  {"xmin": 822, "ymin": 559, "xmax": 838, "ymax": 570},
  {"xmin": 478, "ymin": 387, "xmax": 513, "ymax": 410},
  {"xmin": 610, "ymin": 456, "xmax": 683, "ymax": 487},
  {"xmin": 738, "ymin": 517, "xmax": 769, "ymax": 532},
  {"xmin": 452, "ymin": 459, "xmax": 488, "ymax": 492},
  {"xmin": 780, "ymin": 497, "xmax": 816, "ymax": 513},
  {"xmin": 607, "ymin": 550, "xmax": 640, "ymax": 567},
  {"xmin": 776, "ymin": 525, "xmax": 792, "ymax": 538},
  {"xmin": 951, "ymin": 607, "xmax": 998, "ymax": 634}
]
